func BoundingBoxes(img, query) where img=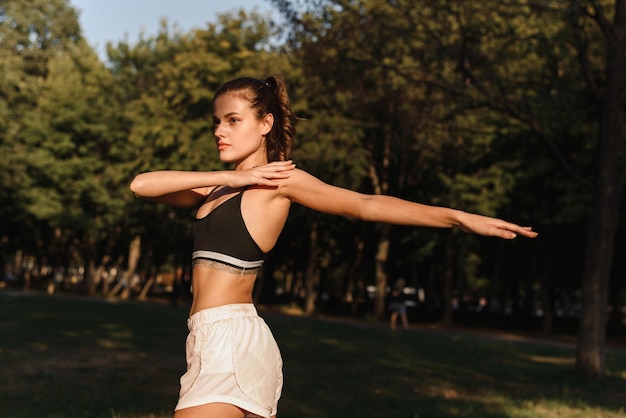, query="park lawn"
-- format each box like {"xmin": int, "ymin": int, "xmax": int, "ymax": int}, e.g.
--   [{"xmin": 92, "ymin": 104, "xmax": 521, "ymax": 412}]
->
[{"xmin": 0, "ymin": 291, "xmax": 625, "ymax": 418}]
